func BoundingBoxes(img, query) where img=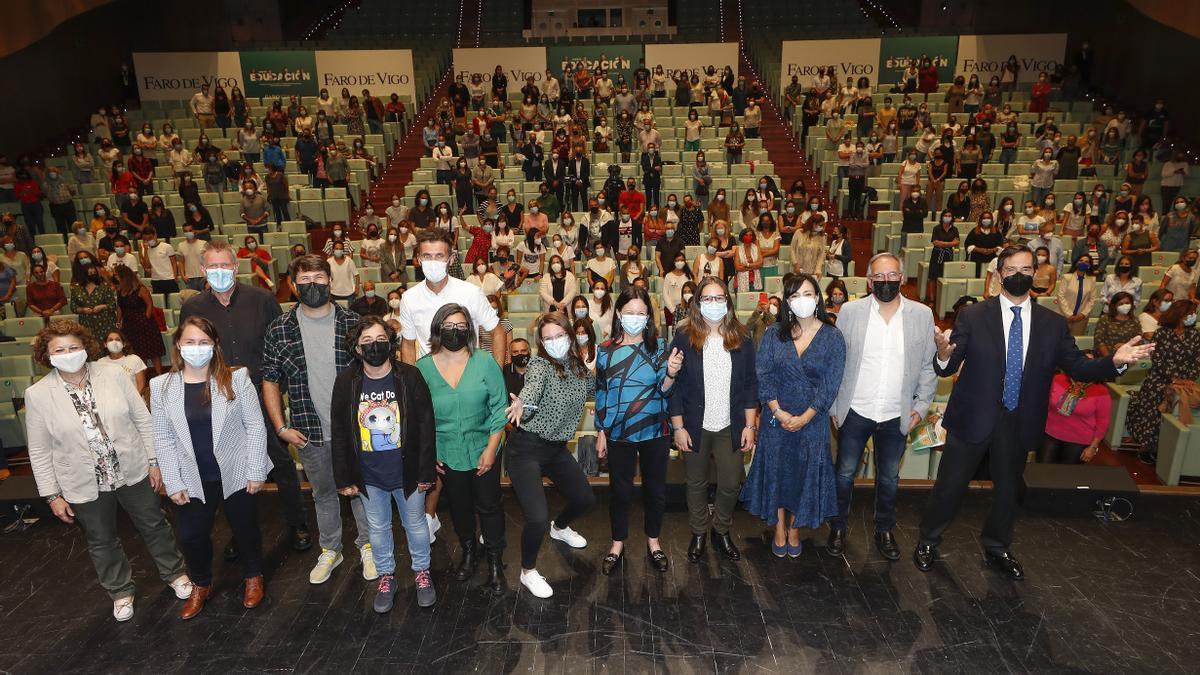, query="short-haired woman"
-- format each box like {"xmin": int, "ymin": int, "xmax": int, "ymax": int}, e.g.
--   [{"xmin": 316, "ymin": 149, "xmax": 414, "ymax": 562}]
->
[
  {"xmin": 331, "ymin": 316, "xmax": 438, "ymax": 613},
  {"xmin": 668, "ymin": 277, "xmax": 759, "ymax": 563},
  {"xmin": 504, "ymin": 313, "xmax": 597, "ymax": 599},
  {"xmin": 26, "ymin": 320, "xmax": 191, "ymax": 622},
  {"xmin": 152, "ymin": 317, "xmax": 270, "ymax": 619},
  {"xmin": 595, "ymin": 286, "xmax": 682, "ymax": 575},
  {"xmin": 415, "ymin": 304, "xmax": 509, "ymax": 594}
]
